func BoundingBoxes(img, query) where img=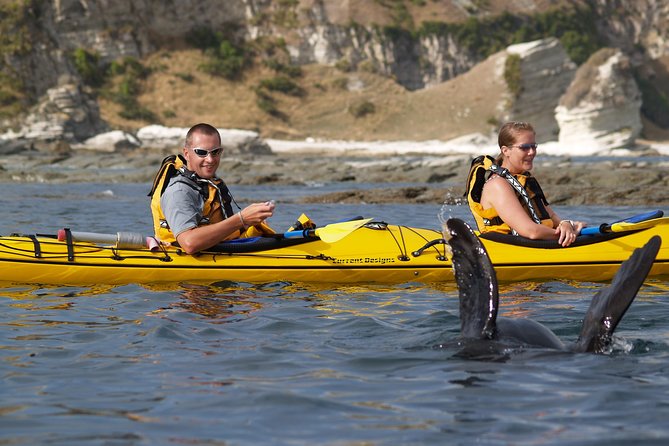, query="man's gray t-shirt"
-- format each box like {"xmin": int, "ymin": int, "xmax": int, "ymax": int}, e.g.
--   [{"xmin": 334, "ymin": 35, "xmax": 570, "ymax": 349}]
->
[{"xmin": 160, "ymin": 176, "xmax": 205, "ymax": 238}]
